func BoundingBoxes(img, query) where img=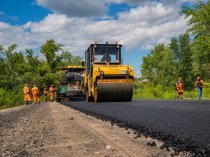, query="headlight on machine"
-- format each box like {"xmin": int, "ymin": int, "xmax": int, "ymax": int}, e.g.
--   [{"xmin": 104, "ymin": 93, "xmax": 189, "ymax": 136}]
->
[
  {"xmin": 126, "ymin": 70, "xmax": 130, "ymax": 75},
  {"xmin": 100, "ymin": 71, "xmax": 104, "ymax": 75},
  {"xmin": 99, "ymin": 71, "xmax": 104, "ymax": 79}
]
